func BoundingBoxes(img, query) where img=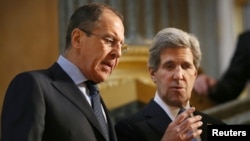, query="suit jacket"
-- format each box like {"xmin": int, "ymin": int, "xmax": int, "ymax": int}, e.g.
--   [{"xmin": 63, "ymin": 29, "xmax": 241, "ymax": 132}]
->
[
  {"xmin": 209, "ymin": 31, "xmax": 250, "ymax": 103},
  {"xmin": 1, "ymin": 63, "xmax": 116, "ymax": 141},
  {"xmin": 115, "ymin": 99, "xmax": 225, "ymax": 141}
]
